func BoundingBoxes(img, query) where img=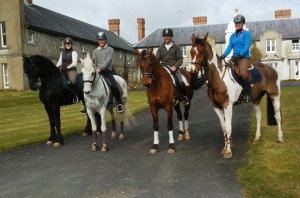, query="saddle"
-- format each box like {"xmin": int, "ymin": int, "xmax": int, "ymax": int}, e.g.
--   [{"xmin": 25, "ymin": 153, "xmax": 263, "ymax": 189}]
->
[
  {"xmin": 61, "ymin": 72, "xmax": 84, "ymax": 90},
  {"xmin": 99, "ymin": 74, "xmax": 124, "ymax": 96},
  {"xmin": 226, "ymin": 61, "xmax": 262, "ymax": 85}
]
